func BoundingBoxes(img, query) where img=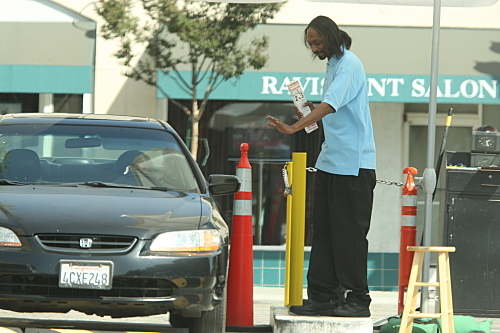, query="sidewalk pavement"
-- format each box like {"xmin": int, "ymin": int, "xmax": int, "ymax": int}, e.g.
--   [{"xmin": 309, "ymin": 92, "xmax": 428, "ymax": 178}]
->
[{"xmin": 252, "ymin": 287, "xmax": 500, "ymax": 332}]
